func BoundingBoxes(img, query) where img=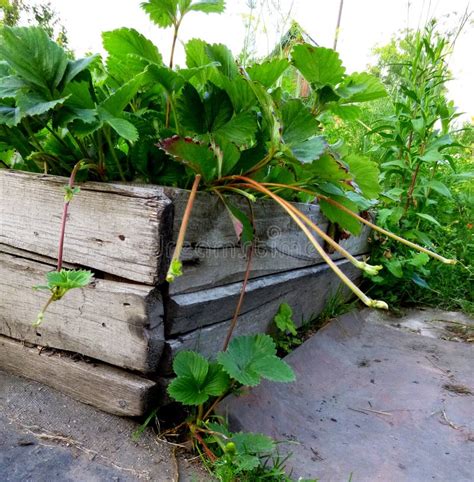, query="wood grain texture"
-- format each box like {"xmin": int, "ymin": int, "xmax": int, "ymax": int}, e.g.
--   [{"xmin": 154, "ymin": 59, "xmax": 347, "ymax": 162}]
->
[
  {"xmin": 161, "ymin": 258, "xmax": 361, "ymax": 372},
  {"xmin": 0, "ymin": 335, "xmax": 159, "ymax": 416},
  {"xmin": 164, "ymin": 189, "xmax": 369, "ymax": 294},
  {"xmin": 0, "ymin": 170, "xmax": 172, "ymax": 284},
  {"xmin": 0, "ymin": 250, "xmax": 164, "ymax": 373}
]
